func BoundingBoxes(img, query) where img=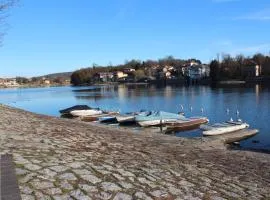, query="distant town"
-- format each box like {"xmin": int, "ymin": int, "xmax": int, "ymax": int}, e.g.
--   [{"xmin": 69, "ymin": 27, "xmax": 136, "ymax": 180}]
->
[
  {"xmin": 1, "ymin": 53, "xmax": 270, "ymax": 88},
  {"xmin": 70, "ymin": 53, "xmax": 270, "ymax": 86},
  {"xmin": 0, "ymin": 73, "xmax": 71, "ymax": 88}
]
